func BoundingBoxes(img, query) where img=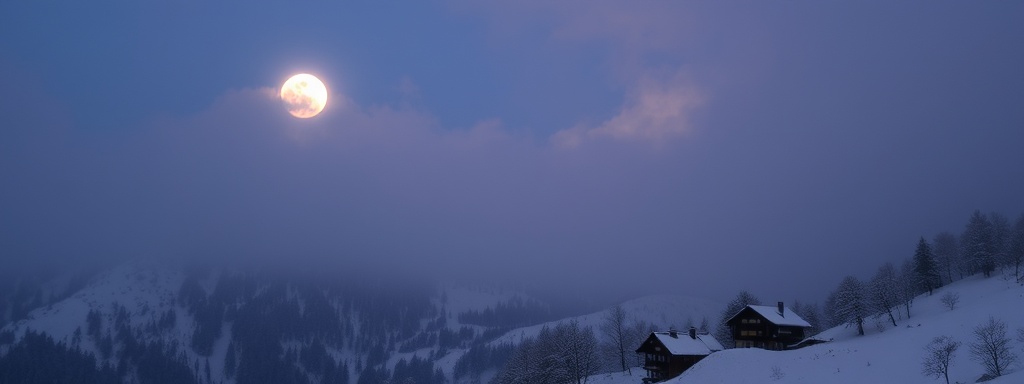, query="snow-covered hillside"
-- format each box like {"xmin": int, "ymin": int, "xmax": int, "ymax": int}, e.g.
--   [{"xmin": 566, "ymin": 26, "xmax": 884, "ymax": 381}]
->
[
  {"xmin": 11, "ymin": 261, "xmax": 723, "ymax": 384},
  {"xmin": 13, "ymin": 262, "xmax": 1020, "ymax": 384},
  {"xmin": 487, "ymin": 295, "xmax": 720, "ymax": 346},
  {"xmin": 589, "ymin": 273, "xmax": 1024, "ymax": 384},
  {"xmin": 434, "ymin": 294, "xmax": 722, "ymax": 383},
  {"xmin": 2, "ymin": 262, "xmax": 186, "ymax": 351}
]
